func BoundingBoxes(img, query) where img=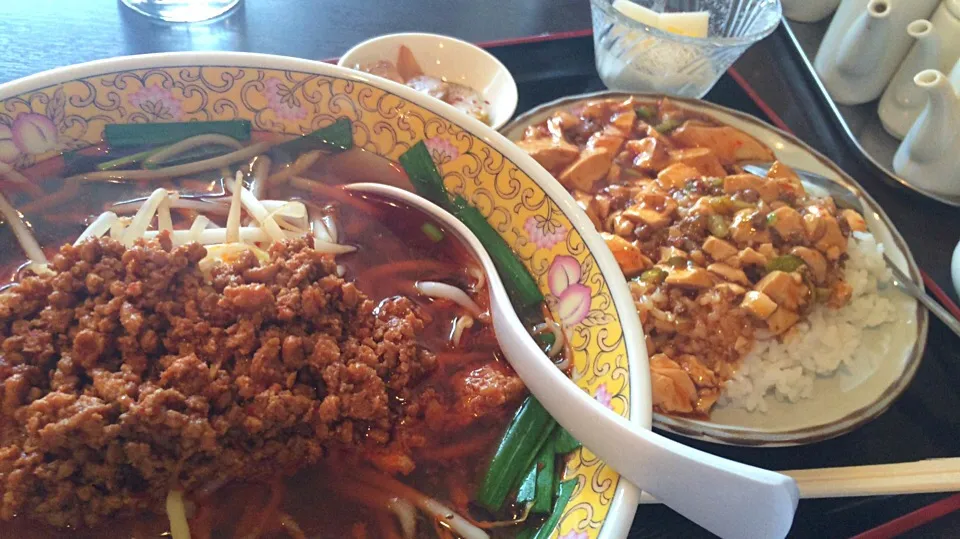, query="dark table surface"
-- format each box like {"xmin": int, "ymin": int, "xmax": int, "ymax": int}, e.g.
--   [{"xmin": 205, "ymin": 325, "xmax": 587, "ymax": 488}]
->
[{"xmin": 2, "ymin": 1, "xmax": 959, "ymax": 537}]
